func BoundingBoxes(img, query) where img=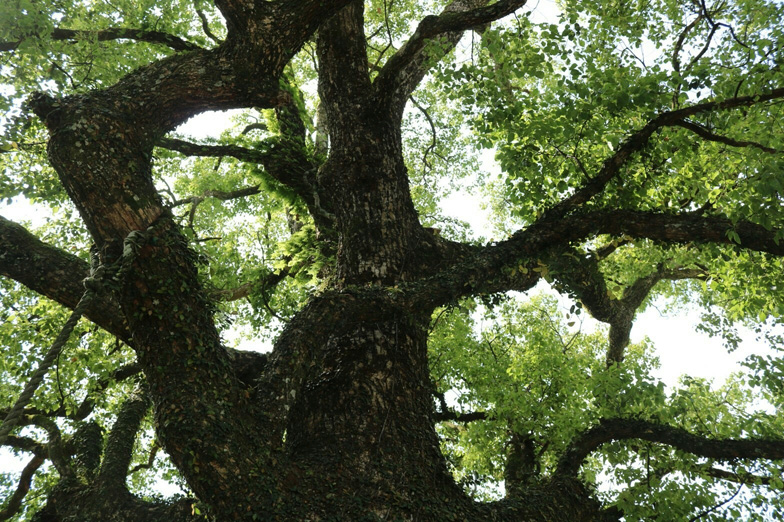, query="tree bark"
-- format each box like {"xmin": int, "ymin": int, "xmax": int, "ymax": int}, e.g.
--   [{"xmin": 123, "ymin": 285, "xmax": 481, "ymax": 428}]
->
[{"xmin": 4, "ymin": 1, "xmax": 783, "ymax": 520}]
